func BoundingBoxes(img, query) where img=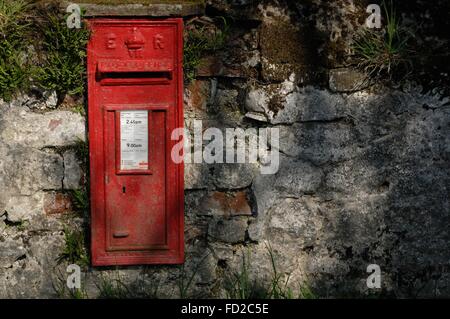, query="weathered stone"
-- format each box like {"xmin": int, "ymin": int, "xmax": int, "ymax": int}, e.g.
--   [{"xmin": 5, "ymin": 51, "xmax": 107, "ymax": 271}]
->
[
  {"xmin": 25, "ymin": 213, "xmax": 66, "ymax": 233},
  {"xmin": 0, "ymin": 238, "xmax": 26, "ymax": 268},
  {"xmin": 12, "ymin": 89, "xmax": 58, "ymax": 110},
  {"xmin": 0, "ymin": 233, "xmax": 65, "ymax": 298},
  {"xmin": 63, "ymin": 150, "xmax": 83, "ymax": 189},
  {"xmin": 213, "ymin": 163, "xmax": 255, "ymax": 189},
  {"xmin": 249, "ymin": 156, "xmax": 324, "ymax": 241},
  {"xmin": 209, "ymin": 88, "xmax": 244, "ymax": 126},
  {"xmin": 0, "ymin": 106, "xmax": 85, "ymax": 149},
  {"xmin": 207, "ymin": 0, "xmax": 268, "ymax": 20},
  {"xmin": 324, "ymin": 158, "xmax": 390, "ymax": 197},
  {"xmin": 184, "ymin": 80, "xmax": 210, "ymax": 119},
  {"xmin": 245, "ymin": 88, "xmax": 268, "ymax": 113},
  {"xmin": 185, "ymin": 163, "xmax": 212, "ymax": 189},
  {"xmin": 199, "ymin": 191, "xmax": 252, "ymax": 217},
  {"xmin": 272, "ymin": 86, "xmax": 346, "ymax": 124},
  {"xmin": 1, "ymin": 147, "xmax": 64, "ymax": 195},
  {"xmin": 329, "ymin": 68, "xmax": 368, "ymax": 93},
  {"xmin": 44, "ymin": 192, "xmax": 73, "ymax": 215},
  {"xmin": 208, "ymin": 242, "xmax": 235, "ymax": 262},
  {"xmin": 193, "ymin": 251, "xmax": 217, "ymax": 284},
  {"xmin": 266, "ymin": 197, "xmax": 321, "ymax": 240},
  {"xmin": 246, "ymin": 84, "xmax": 347, "ymax": 125},
  {"xmin": 277, "ymin": 122, "xmax": 355, "ymax": 165},
  {"xmin": 208, "ymin": 217, "xmax": 248, "ymax": 244},
  {"xmin": 272, "ymin": 159, "xmax": 324, "ymax": 195},
  {"xmin": 4, "ymin": 193, "xmax": 43, "ymax": 223},
  {"xmin": 43, "ymin": 91, "xmax": 58, "ymax": 109},
  {"xmin": 185, "ymin": 219, "xmax": 207, "ymax": 244},
  {"xmin": 244, "ymin": 112, "xmax": 268, "ymax": 122},
  {"xmin": 60, "ymin": 94, "xmax": 83, "ymax": 109}
]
